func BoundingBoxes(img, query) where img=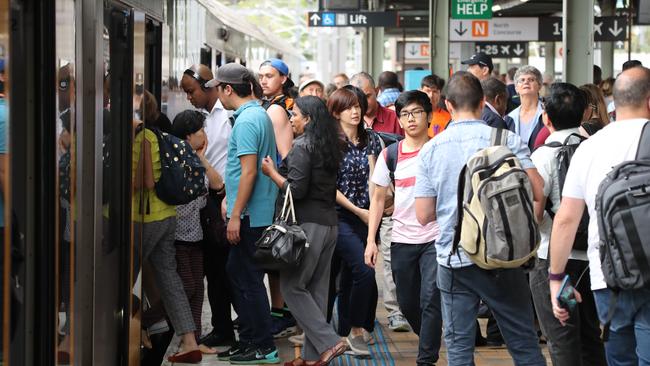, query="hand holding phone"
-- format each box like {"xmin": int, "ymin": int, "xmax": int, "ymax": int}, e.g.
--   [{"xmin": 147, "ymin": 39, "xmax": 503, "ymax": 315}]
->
[{"xmin": 556, "ymin": 275, "xmax": 577, "ymax": 312}]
